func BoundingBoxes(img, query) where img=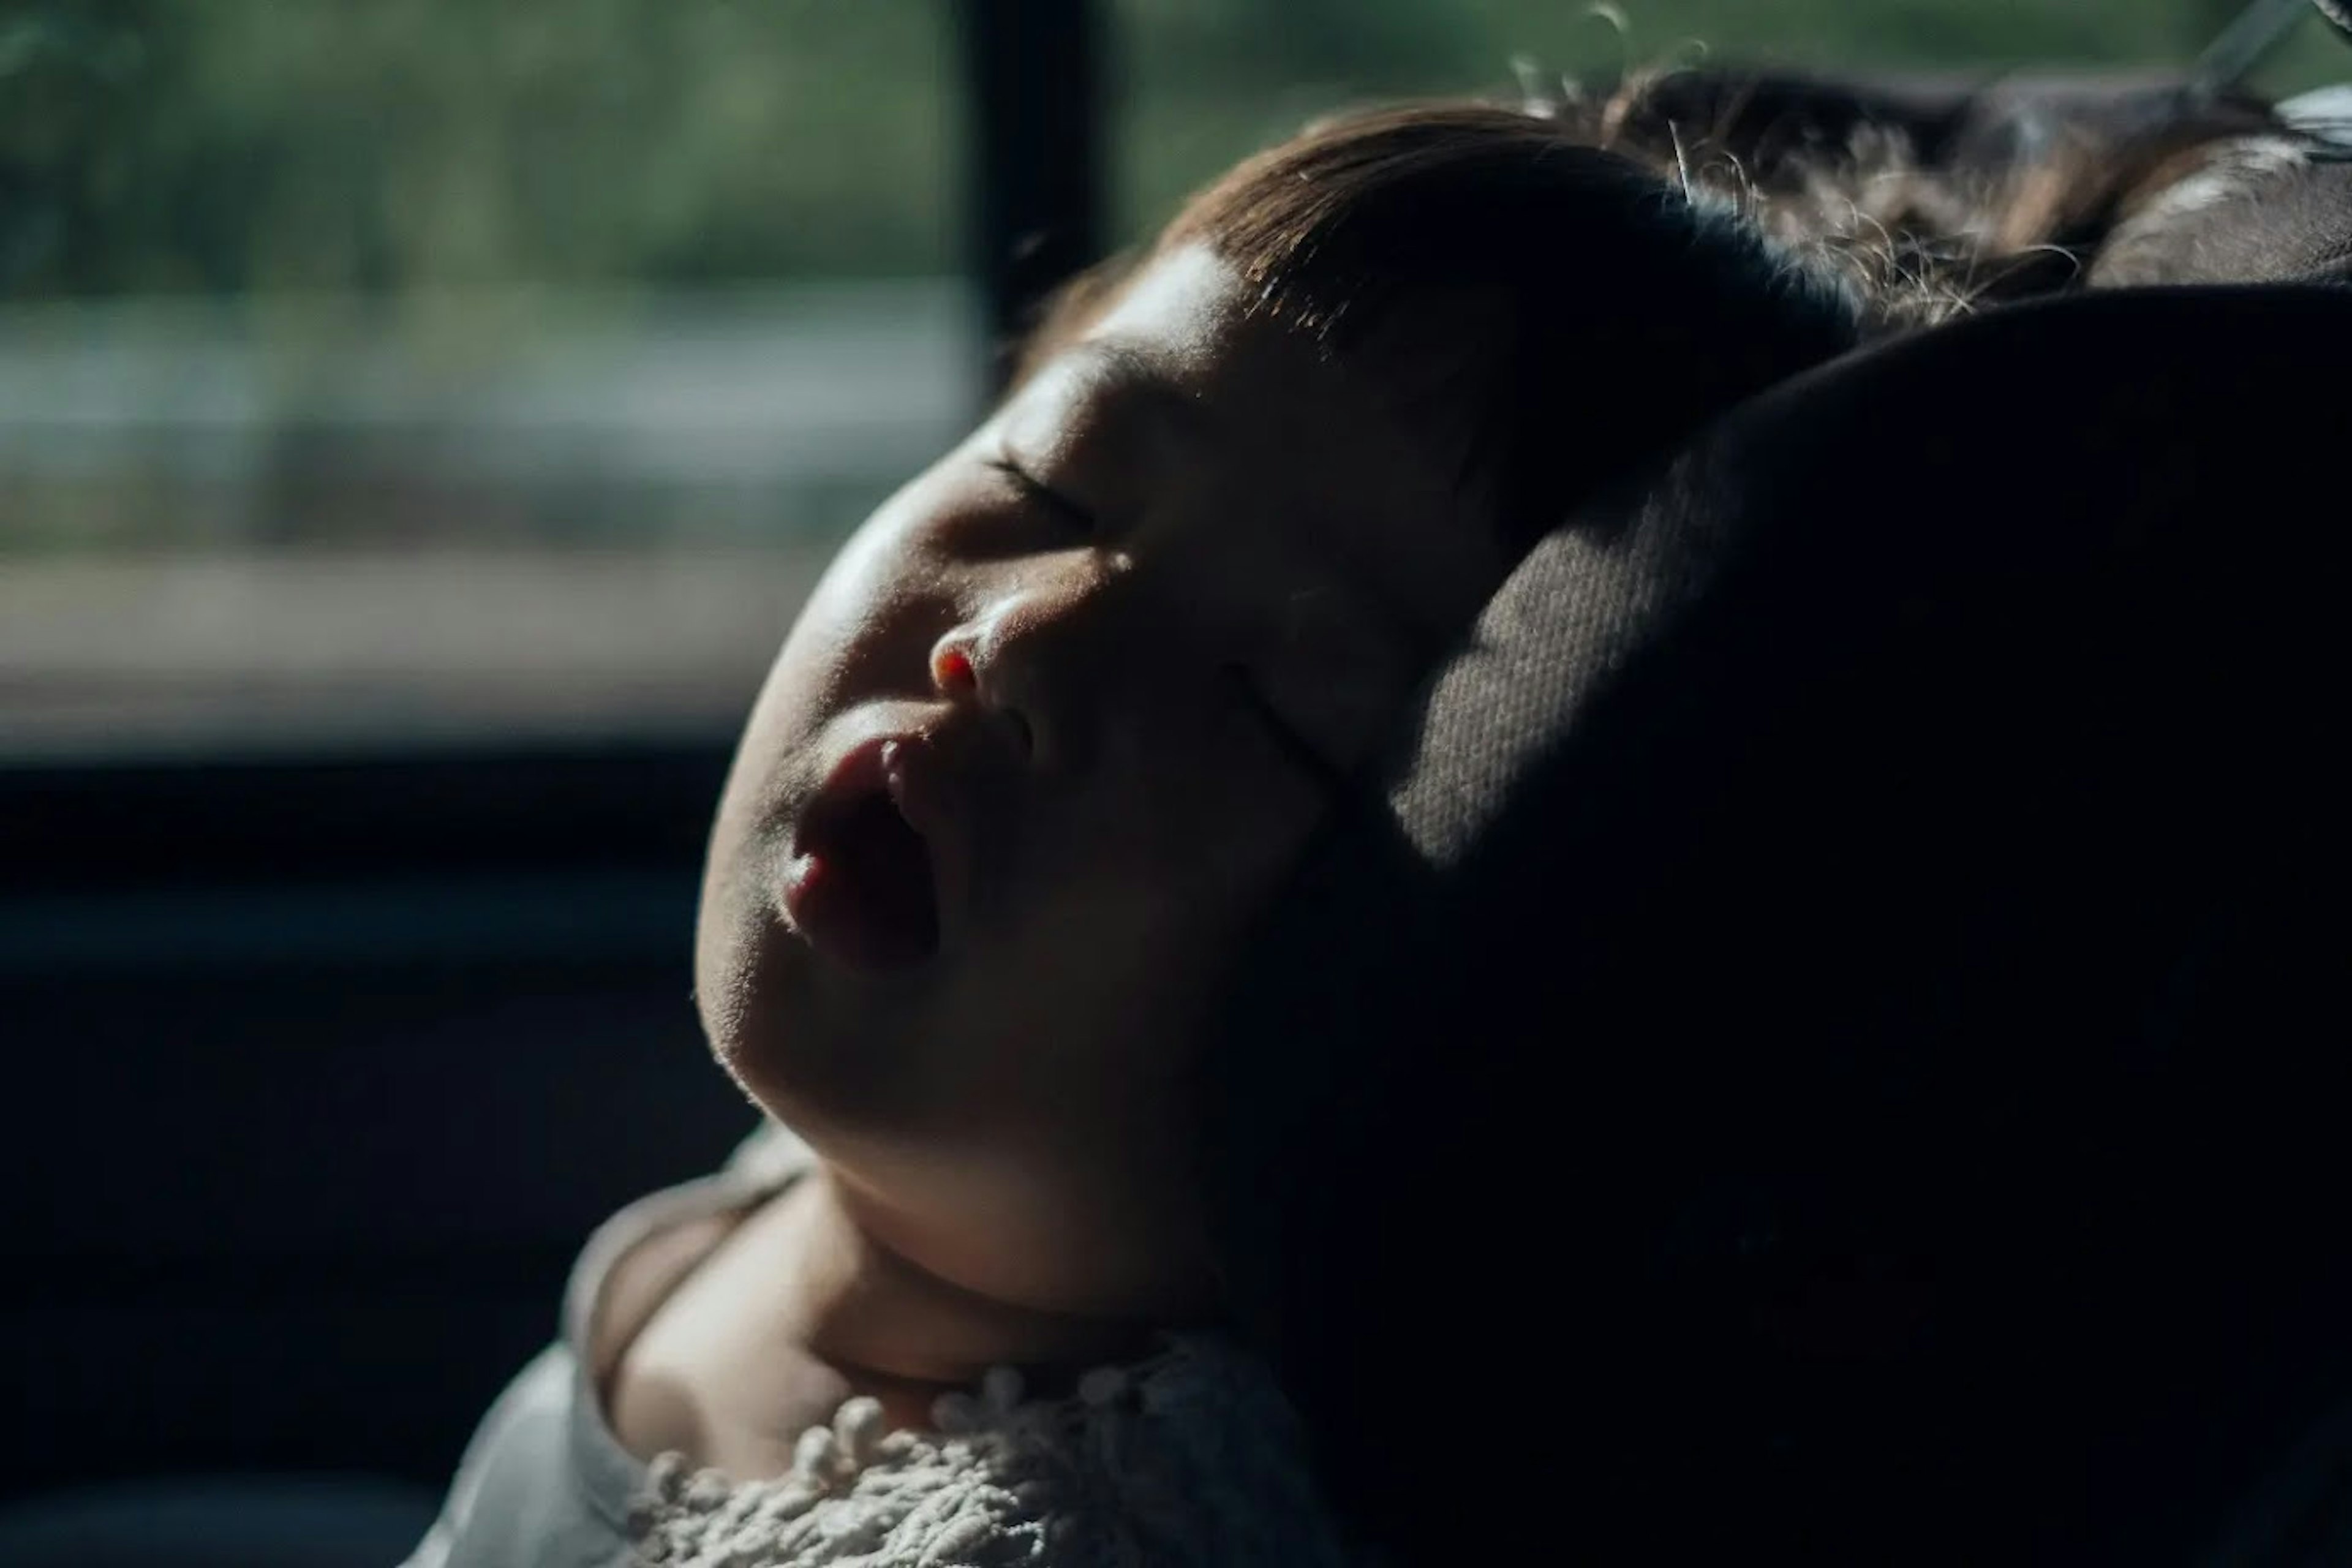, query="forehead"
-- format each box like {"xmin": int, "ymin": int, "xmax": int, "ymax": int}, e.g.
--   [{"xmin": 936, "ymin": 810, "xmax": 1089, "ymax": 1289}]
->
[
  {"xmin": 1006, "ymin": 245, "xmax": 1506, "ymax": 633},
  {"xmin": 1008, "ymin": 245, "xmax": 1326, "ymax": 454},
  {"xmin": 1084, "ymin": 243, "xmax": 1237, "ymax": 371},
  {"xmin": 1065, "ymin": 244, "xmax": 1487, "ymax": 435}
]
